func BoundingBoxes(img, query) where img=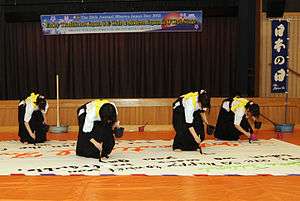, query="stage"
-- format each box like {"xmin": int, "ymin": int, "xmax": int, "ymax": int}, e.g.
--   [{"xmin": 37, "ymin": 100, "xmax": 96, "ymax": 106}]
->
[{"xmin": 0, "ymin": 130, "xmax": 299, "ymax": 200}]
